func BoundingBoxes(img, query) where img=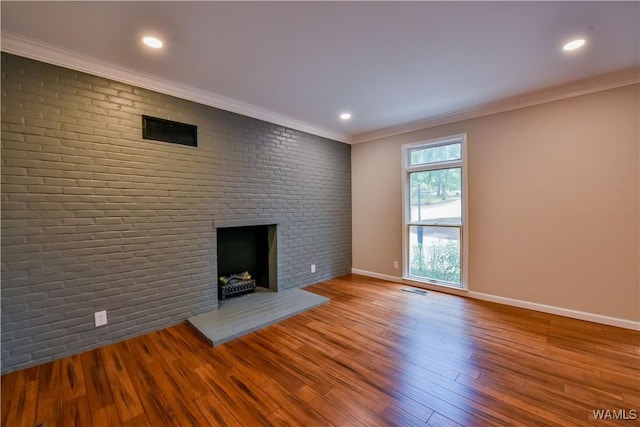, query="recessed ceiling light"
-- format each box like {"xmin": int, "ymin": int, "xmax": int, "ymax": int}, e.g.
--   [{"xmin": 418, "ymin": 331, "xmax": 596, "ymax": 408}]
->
[
  {"xmin": 143, "ymin": 36, "xmax": 163, "ymax": 49},
  {"xmin": 563, "ymin": 39, "xmax": 586, "ymax": 51},
  {"xmin": 340, "ymin": 113, "xmax": 352, "ymax": 120}
]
